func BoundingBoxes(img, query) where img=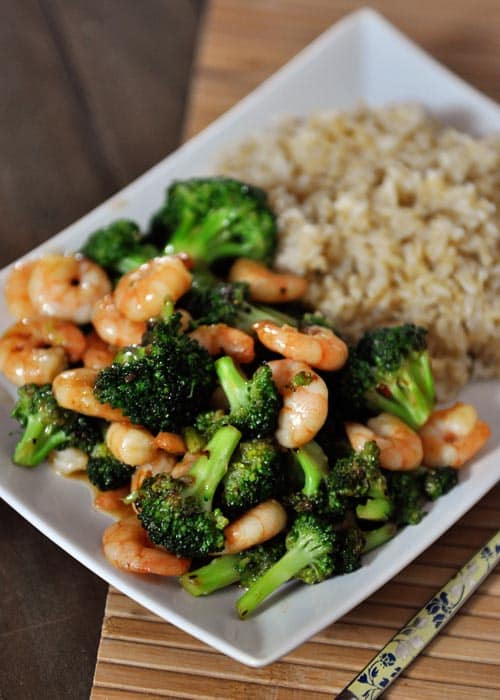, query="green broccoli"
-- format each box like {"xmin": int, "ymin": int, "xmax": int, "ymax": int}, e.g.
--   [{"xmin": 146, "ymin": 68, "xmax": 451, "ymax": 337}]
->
[
  {"xmin": 423, "ymin": 467, "xmax": 458, "ymax": 501},
  {"xmin": 180, "ymin": 272, "xmax": 297, "ymax": 332},
  {"xmin": 236, "ymin": 513, "xmax": 337, "ymax": 618},
  {"xmin": 362, "ymin": 522, "xmax": 398, "ymax": 553},
  {"xmin": 81, "ymin": 219, "xmax": 158, "ymax": 276},
  {"xmin": 221, "ymin": 439, "xmax": 284, "ymax": 515},
  {"xmin": 335, "ymin": 324, "xmax": 436, "ymax": 430},
  {"xmin": 214, "ymin": 356, "xmax": 281, "ymax": 438},
  {"xmin": 11, "ymin": 384, "xmax": 101, "ymax": 467},
  {"xmin": 386, "ymin": 466, "xmax": 457, "ymax": 525},
  {"xmin": 325, "ymin": 441, "xmax": 392, "ymax": 522},
  {"xmin": 135, "ymin": 425, "xmax": 241, "ymax": 557},
  {"xmin": 93, "ymin": 313, "xmax": 215, "ymax": 433},
  {"xmin": 180, "ymin": 537, "xmax": 285, "ymax": 596},
  {"xmin": 86, "ymin": 442, "xmax": 135, "ymax": 491},
  {"xmin": 335, "ymin": 526, "xmax": 366, "ymax": 574},
  {"xmin": 149, "ymin": 177, "xmax": 277, "ymax": 266},
  {"xmin": 286, "ymin": 440, "xmax": 330, "ymax": 514}
]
